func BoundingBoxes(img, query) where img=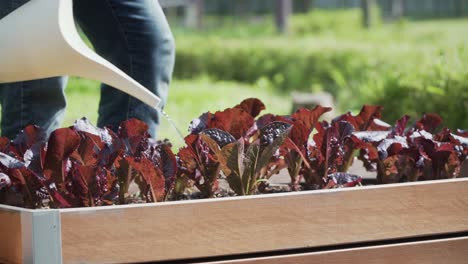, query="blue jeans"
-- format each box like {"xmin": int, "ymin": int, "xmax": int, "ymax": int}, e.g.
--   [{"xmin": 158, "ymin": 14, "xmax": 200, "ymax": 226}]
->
[{"xmin": 0, "ymin": 0, "xmax": 175, "ymax": 138}]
